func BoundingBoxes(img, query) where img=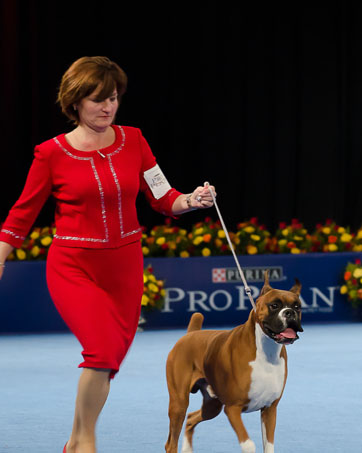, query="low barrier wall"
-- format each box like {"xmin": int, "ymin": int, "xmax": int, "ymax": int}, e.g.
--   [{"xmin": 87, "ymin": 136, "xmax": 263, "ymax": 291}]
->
[{"xmin": 0, "ymin": 252, "xmax": 360, "ymax": 333}]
